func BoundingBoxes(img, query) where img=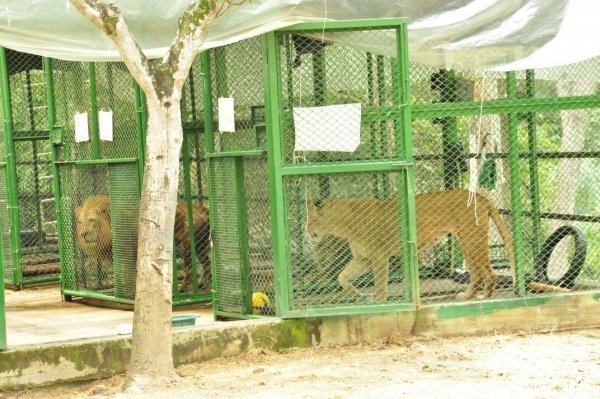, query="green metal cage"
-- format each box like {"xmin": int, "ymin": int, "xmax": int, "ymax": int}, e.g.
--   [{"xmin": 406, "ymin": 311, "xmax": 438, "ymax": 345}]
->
[
  {"xmin": 48, "ymin": 56, "xmax": 212, "ymax": 306},
  {"xmin": 204, "ymin": 35, "xmax": 275, "ymax": 317},
  {"xmin": 206, "ymin": 18, "xmax": 600, "ymax": 320},
  {"xmin": 0, "ymin": 48, "xmax": 59, "ymax": 289},
  {"xmin": 2, "ymin": 16, "xmax": 600, "ymax": 328}
]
